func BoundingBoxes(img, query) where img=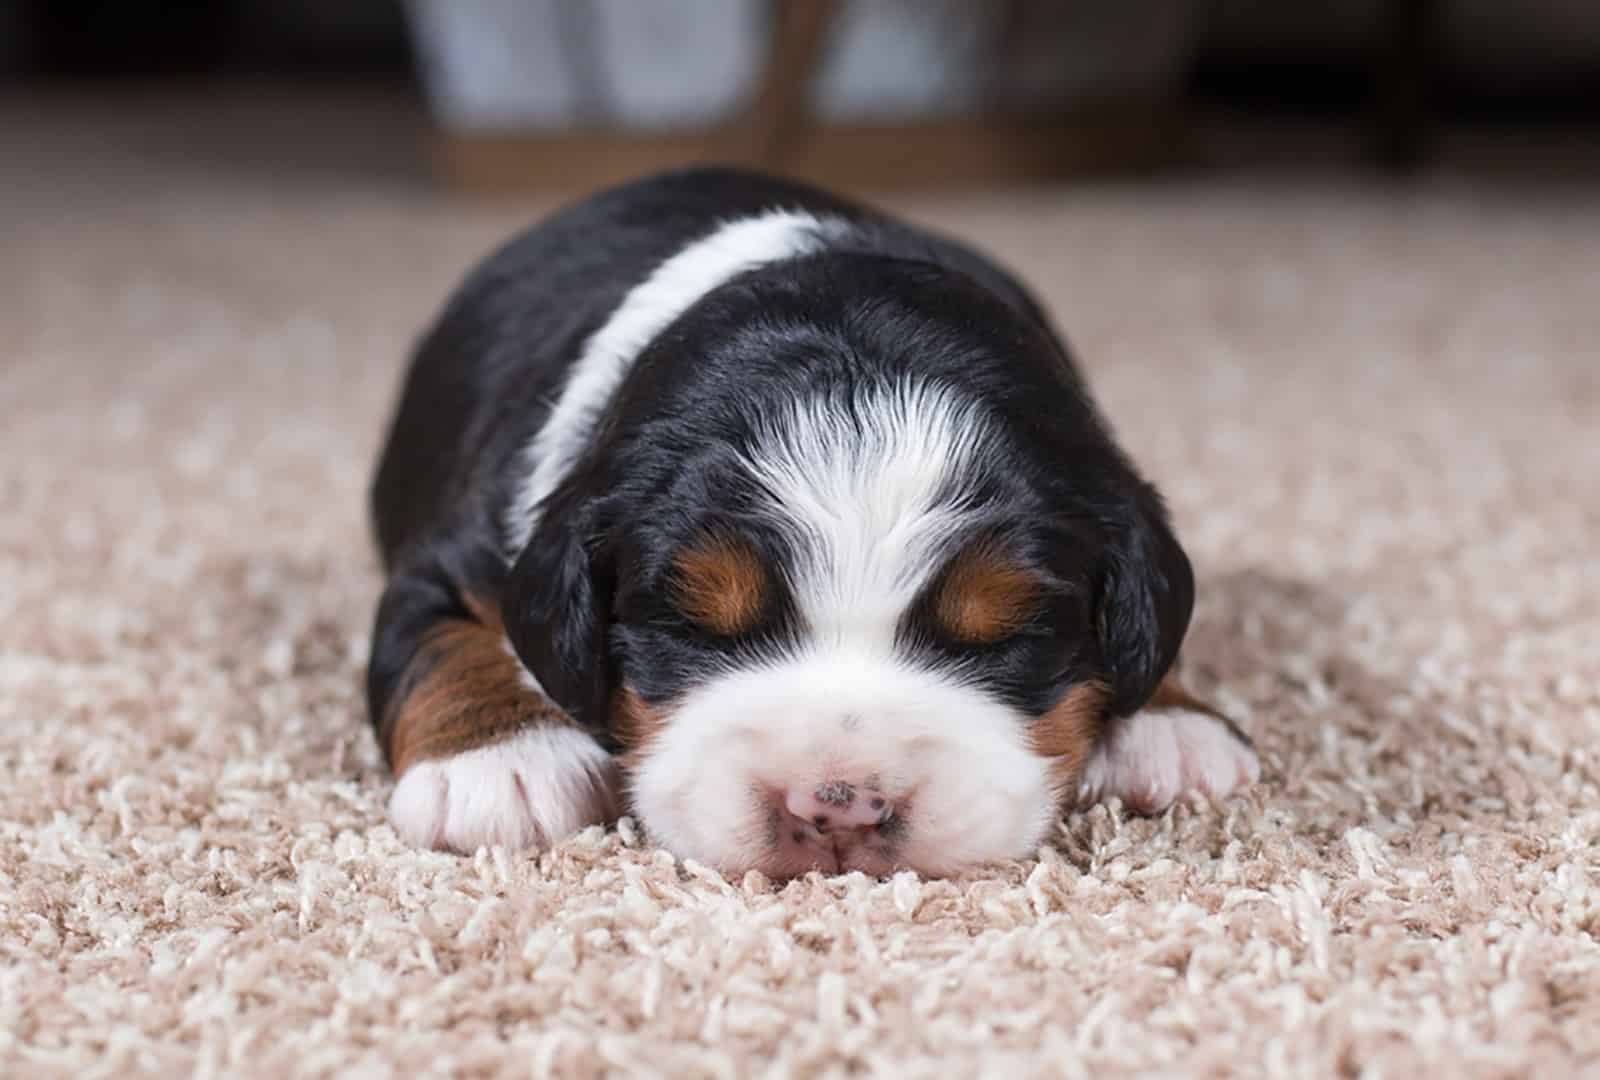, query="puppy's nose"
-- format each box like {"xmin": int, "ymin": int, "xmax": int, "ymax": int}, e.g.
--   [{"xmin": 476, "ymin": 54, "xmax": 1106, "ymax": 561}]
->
[{"xmin": 784, "ymin": 781, "xmax": 892, "ymax": 833}]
